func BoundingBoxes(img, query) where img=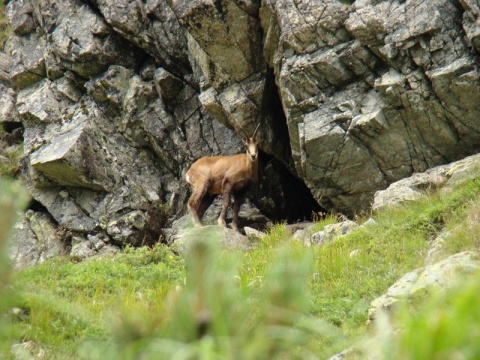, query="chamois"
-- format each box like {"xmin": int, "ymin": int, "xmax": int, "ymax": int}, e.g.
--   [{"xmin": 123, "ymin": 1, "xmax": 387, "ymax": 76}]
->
[{"xmin": 185, "ymin": 124, "xmax": 260, "ymax": 232}]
